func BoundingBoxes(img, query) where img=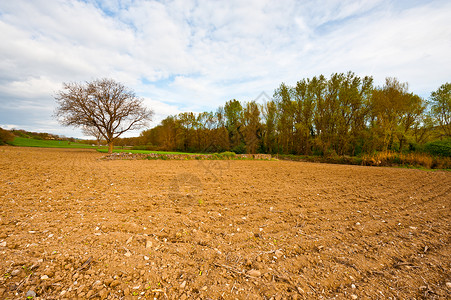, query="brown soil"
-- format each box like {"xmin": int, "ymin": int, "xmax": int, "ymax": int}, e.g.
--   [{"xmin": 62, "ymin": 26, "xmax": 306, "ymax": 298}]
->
[{"xmin": 0, "ymin": 147, "xmax": 450, "ymax": 299}]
